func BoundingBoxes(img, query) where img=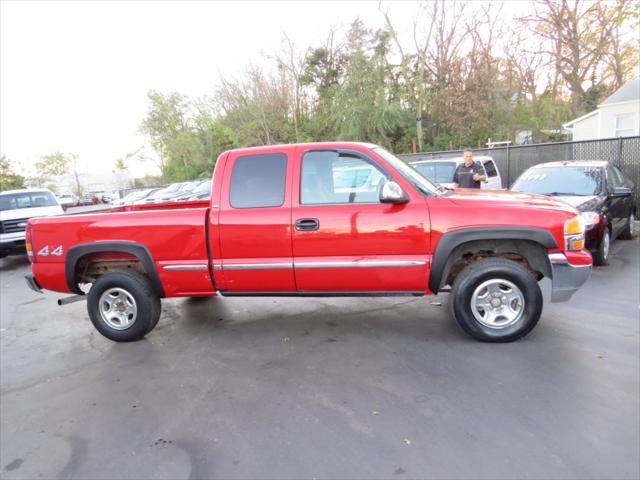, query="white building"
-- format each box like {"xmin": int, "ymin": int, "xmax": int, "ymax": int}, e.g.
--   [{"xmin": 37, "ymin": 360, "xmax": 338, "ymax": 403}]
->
[{"xmin": 563, "ymin": 78, "xmax": 639, "ymax": 141}]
